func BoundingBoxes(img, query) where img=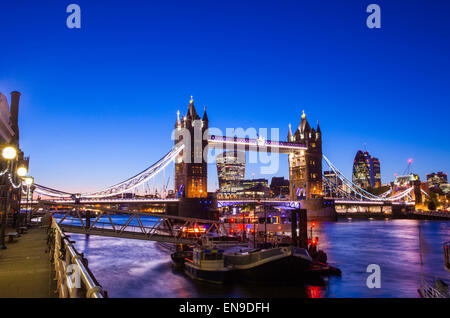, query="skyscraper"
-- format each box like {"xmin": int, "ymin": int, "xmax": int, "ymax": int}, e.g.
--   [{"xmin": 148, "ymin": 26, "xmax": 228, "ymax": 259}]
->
[
  {"xmin": 371, "ymin": 157, "xmax": 381, "ymax": 188},
  {"xmin": 352, "ymin": 150, "xmax": 381, "ymax": 189},
  {"xmin": 216, "ymin": 151, "xmax": 245, "ymax": 196}
]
